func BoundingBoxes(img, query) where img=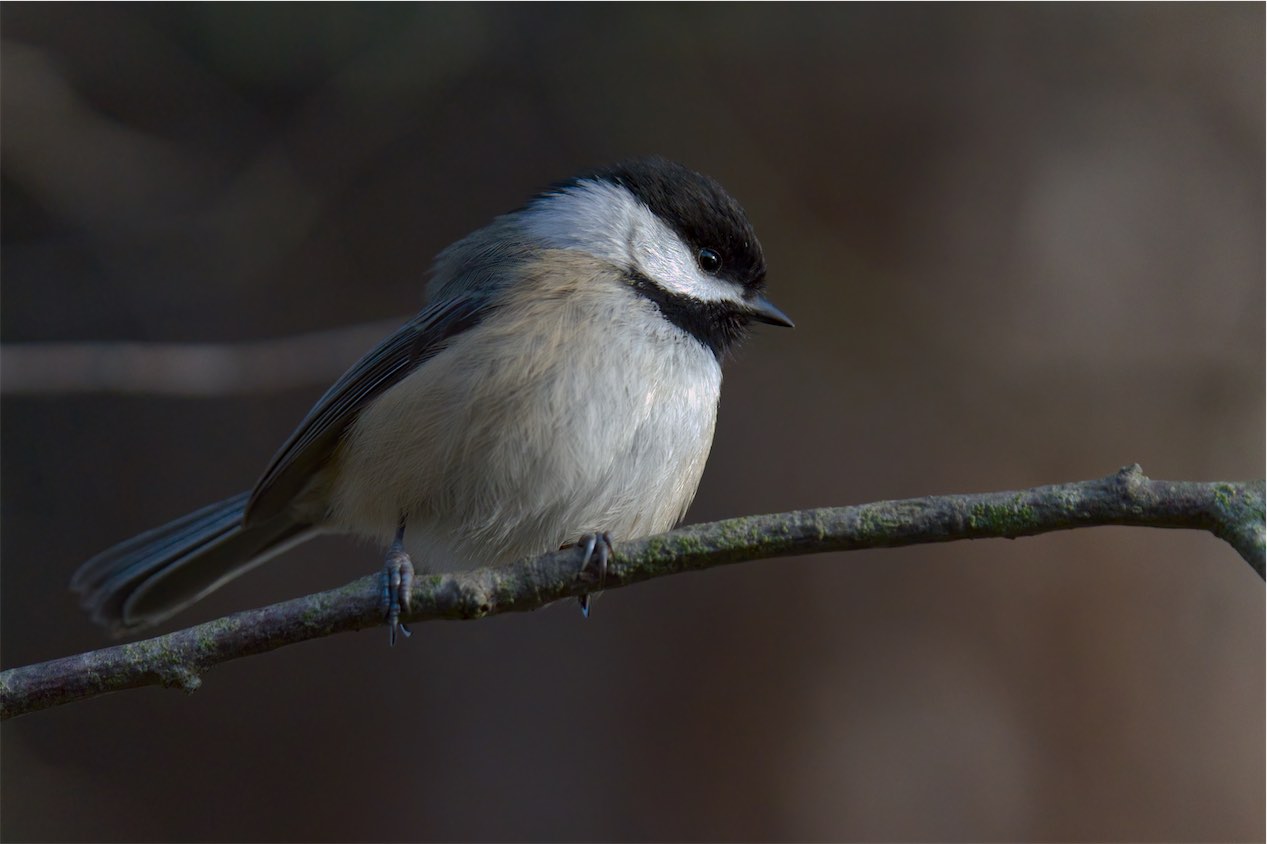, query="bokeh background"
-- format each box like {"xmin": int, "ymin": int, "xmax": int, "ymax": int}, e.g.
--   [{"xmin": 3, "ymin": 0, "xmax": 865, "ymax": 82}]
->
[{"xmin": 2, "ymin": 4, "xmax": 1262, "ymax": 842}]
